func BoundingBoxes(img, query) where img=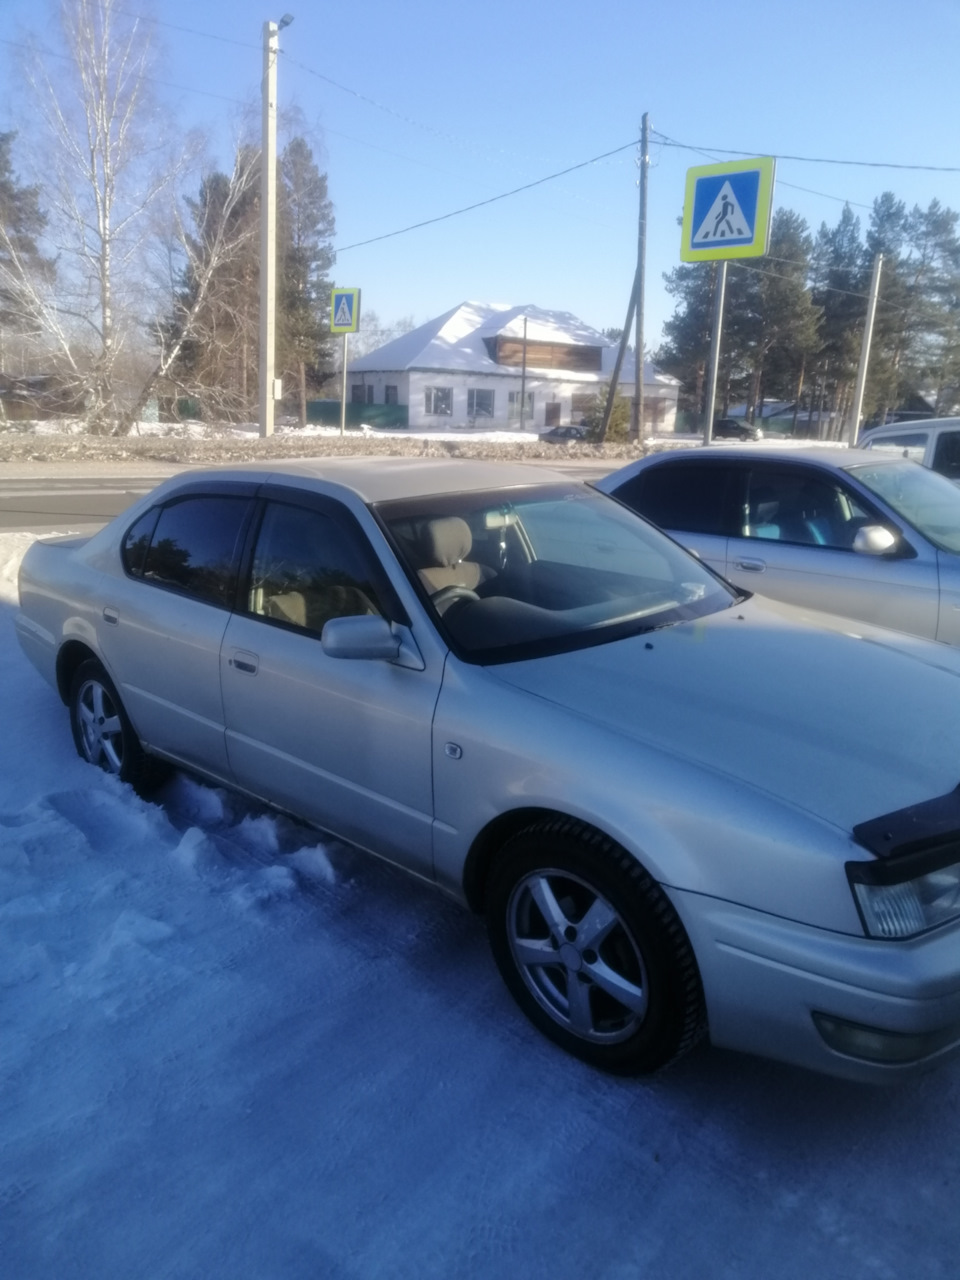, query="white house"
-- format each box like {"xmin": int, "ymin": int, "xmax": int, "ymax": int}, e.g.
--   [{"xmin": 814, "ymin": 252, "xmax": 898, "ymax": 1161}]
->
[{"xmin": 346, "ymin": 301, "xmax": 679, "ymax": 431}]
